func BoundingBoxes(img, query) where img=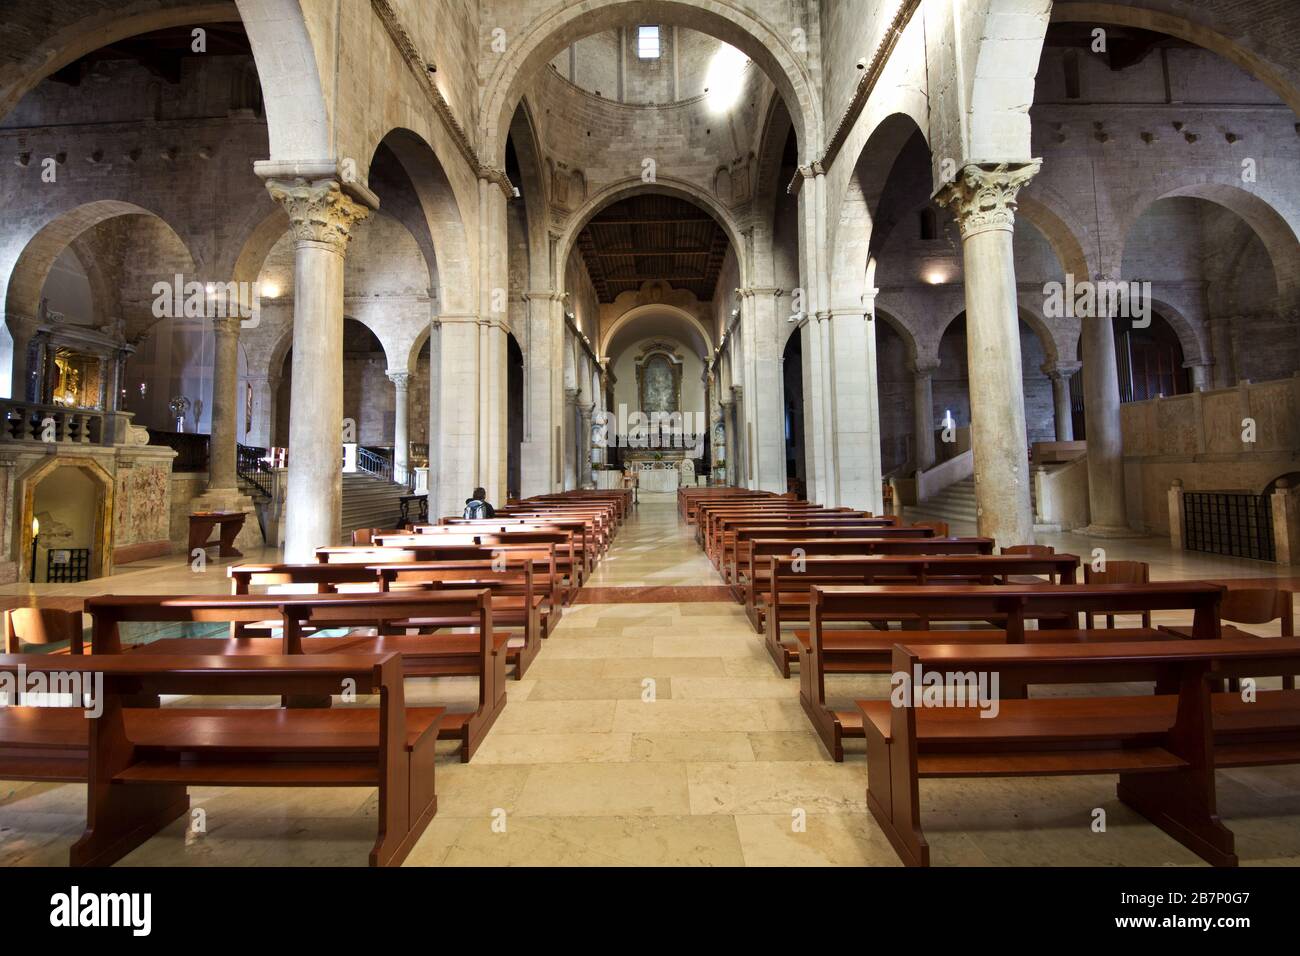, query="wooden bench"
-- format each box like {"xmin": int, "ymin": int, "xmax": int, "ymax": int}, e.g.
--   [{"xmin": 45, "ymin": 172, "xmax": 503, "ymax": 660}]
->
[
  {"xmin": 228, "ymin": 560, "xmax": 548, "ymax": 677},
  {"xmin": 704, "ymin": 508, "xmax": 864, "ymax": 563},
  {"xmin": 373, "ymin": 530, "xmax": 583, "ymax": 601},
  {"xmin": 859, "ymin": 637, "xmax": 1300, "ymax": 866},
  {"xmin": 719, "ymin": 519, "xmax": 920, "ymax": 585},
  {"xmin": 740, "ymin": 537, "xmax": 997, "ymax": 629},
  {"xmin": 316, "ymin": 542, "xmax": 564, "ymax": 620},
  {"xmin": 0, "ymin": 652, "xmax": 442, "ymax": 866},
  {"xmin": 799, "ymin": 579, "xmax": 1227, "ymax": 759},
  {"xmin": 86, "ymin": 590, "xmax": 504, "ymax": 762}
]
